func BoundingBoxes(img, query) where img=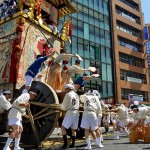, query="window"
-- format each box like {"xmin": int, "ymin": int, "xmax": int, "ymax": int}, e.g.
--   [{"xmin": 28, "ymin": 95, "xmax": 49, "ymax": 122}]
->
[
  {"xmin": 116, "ymin": 6, "xmax": 141, "ymax": 25},
  {"xmin": 104, "ymin": 16, "xmax": 110, "ymax": 31},
  {"xmin": 120, "ymin": 69, "xmax": 146, "ymax": 84},
  {"xmin": 106, "ymin": 48, "xmax": 111, "ymax": 64},
  {"xmin": 84, "ymin": 40, "xmax": 89, "ymax": 58},
  {"xmin": 119, "ymin": 52, "xmax": 144, "ymax": 68},
  {"xmin": 78, "ymin": 21, "xmax": 83, "ymax": 38},
  {"xmin": 118, "ymin": 37, "xmax": 142, "ymax": 52},
  {"xmin": 102, "ymin": 81, "xmax": 107, "ymax": 97},
  {"xmin": 72, "ymin": 36, "xmax": 77, "ymax": 54},
  {"xmin": 95, "ymin": 27, "xmax": 100, "ymax": 43},
  {"xmin": 85, "ymin": 59, "xmax": 90, "ymax": 75},
  {"xmin": 101, "ymin": 46, "xmax": 106, "ymax": 62},
  {"xmin": 108, "ymin": 82, "xmax": 113, "ymax": 97},
  {"xmin": 117, "ymin": 21, "xmax": 141, "ymax": 38},
  {"xmin": 72, "ymin": 18, "xmax": 77, "ymax": 36},
  {"xmin": 105, "ymin": 31, "xmax": 110, "ymax": 46},
  {"xmin": 121, "ymin": 89, "xmax": 148, "ymax": 101},
  {"xmin": 100, "ymin": 29, "xmax": 105, "ymax": 45},
  {"xmin": 89, "ymin": 25, "xmax": 95, "ymax": 42},
  {"xmin": 78, "ymin": 38, "xmax": 84, "ymax": 57},
  {"xmin": 103, "ymin": 0, "xmax": 108, "ymax": 15},
  {"xmin": 84, "ymin": 23, "xmax": 89, "ymax": 40},
  {"xmin": 102, "ymin": 63, "xmax": 107, "ymax": 81},
  {"xmin": 107, "ymin": 65, "xmax": 112, "ymax": 81}
]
